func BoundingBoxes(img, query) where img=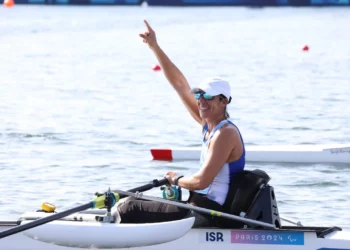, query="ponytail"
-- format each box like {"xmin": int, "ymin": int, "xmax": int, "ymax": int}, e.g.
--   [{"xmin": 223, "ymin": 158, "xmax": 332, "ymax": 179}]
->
[{"xmin": 225, "ymin": 107, "xmax": 230, "ymax": 119}]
